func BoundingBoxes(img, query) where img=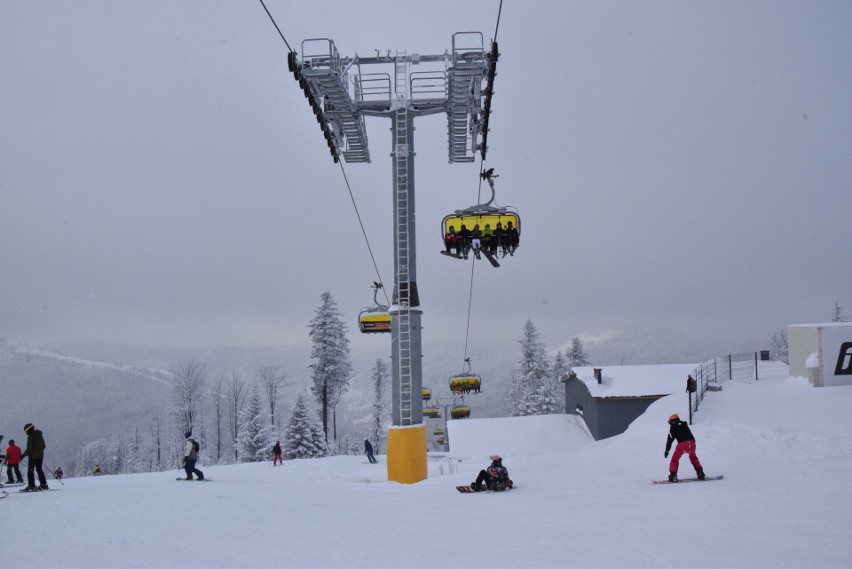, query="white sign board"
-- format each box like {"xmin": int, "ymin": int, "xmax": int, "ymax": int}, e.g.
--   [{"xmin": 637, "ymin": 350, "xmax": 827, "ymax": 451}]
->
[{"xmin": 823, "ymin": 327, "xmax": 852, "ymax": 387}]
